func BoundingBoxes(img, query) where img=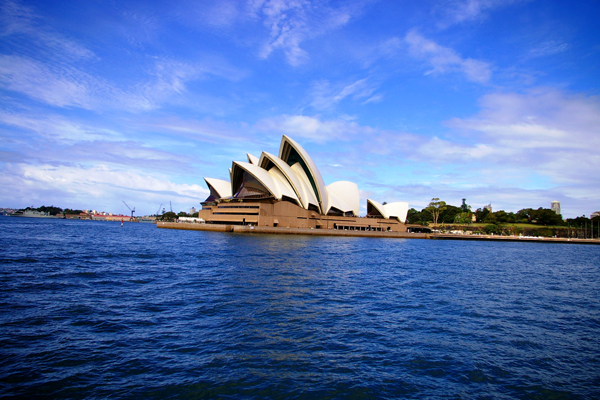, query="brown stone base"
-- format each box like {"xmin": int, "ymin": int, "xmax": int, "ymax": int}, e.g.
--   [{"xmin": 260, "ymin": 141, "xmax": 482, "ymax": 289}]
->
[
  {"xmin": 156, "ymin": 222, "xmax": 600, "ymax": 244},
  {"xmin": 156, "ymin": 221, "xmax": 425, "ymax": 238}
]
